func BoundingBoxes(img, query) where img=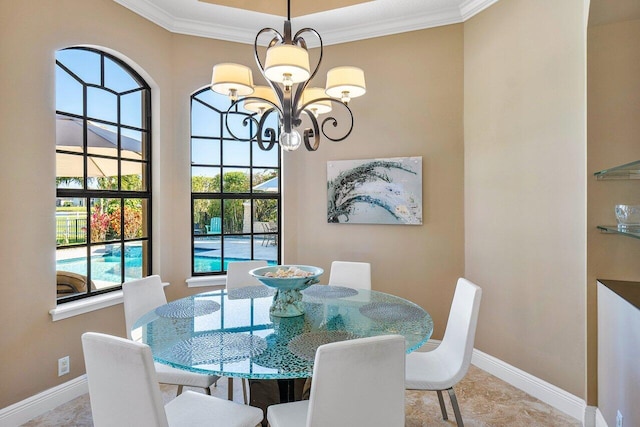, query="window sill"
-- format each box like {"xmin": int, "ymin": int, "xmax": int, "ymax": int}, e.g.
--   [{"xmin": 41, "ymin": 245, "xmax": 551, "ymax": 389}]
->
[
  {"xmin": 50, "ymin": 282, "xmax": 170, "ymax": 321},
  {"xmin": 186, "ymin": 275, "xmax": 227, "ymax": 288},
  {"xmin": 50, "ymin": 291, "xmax": 124, "ymax": 322}
]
